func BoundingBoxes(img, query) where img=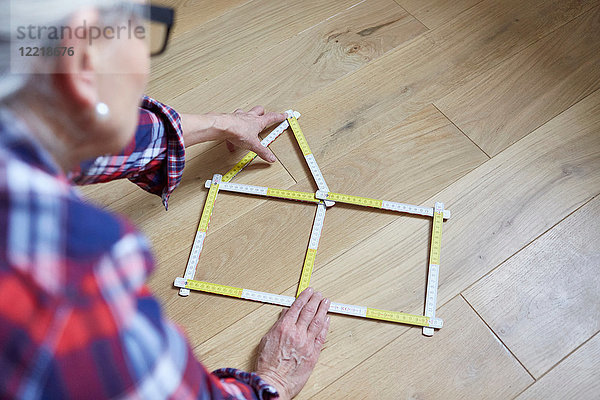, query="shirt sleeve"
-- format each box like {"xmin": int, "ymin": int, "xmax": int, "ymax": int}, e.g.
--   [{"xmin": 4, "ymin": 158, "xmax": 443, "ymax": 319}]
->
[{"xmin": 68, "ymin": 96, "xmax": 185, "ymax": 209}]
